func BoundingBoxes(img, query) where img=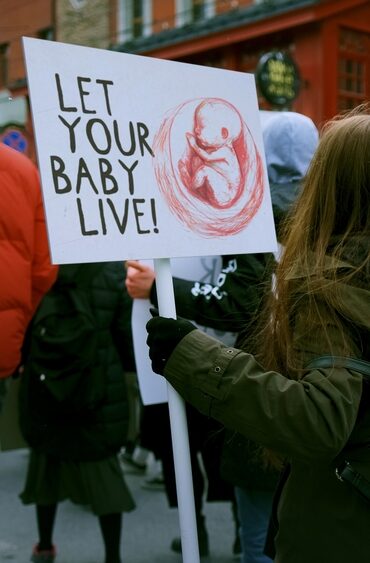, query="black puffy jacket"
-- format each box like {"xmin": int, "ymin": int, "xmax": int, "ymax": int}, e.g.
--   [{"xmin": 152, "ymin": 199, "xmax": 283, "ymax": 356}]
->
[{"xmin": 20, "ymin": 261, "xmax": 135, "ymax": 461}]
